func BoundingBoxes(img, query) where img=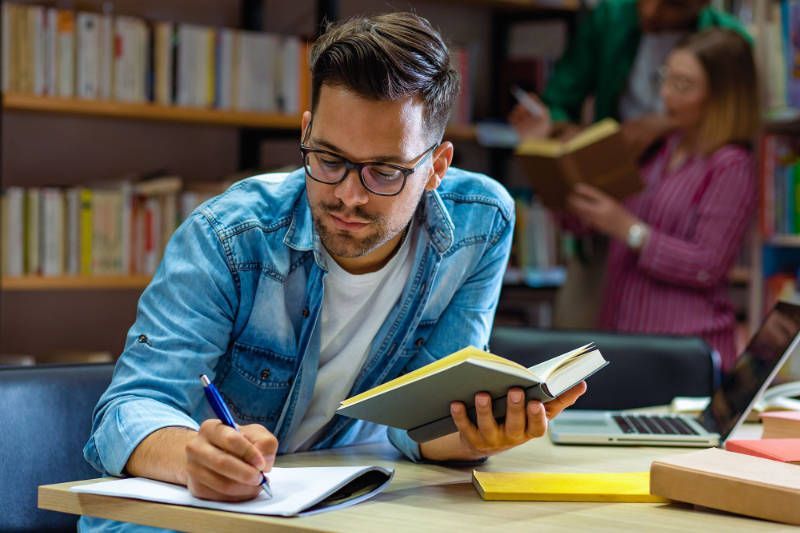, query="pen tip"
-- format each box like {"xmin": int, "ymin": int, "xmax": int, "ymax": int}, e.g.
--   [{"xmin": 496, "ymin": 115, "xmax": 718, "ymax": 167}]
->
[{"xmin": 200, "ymin": 374, "xmax": 210, "ymax": 386}]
